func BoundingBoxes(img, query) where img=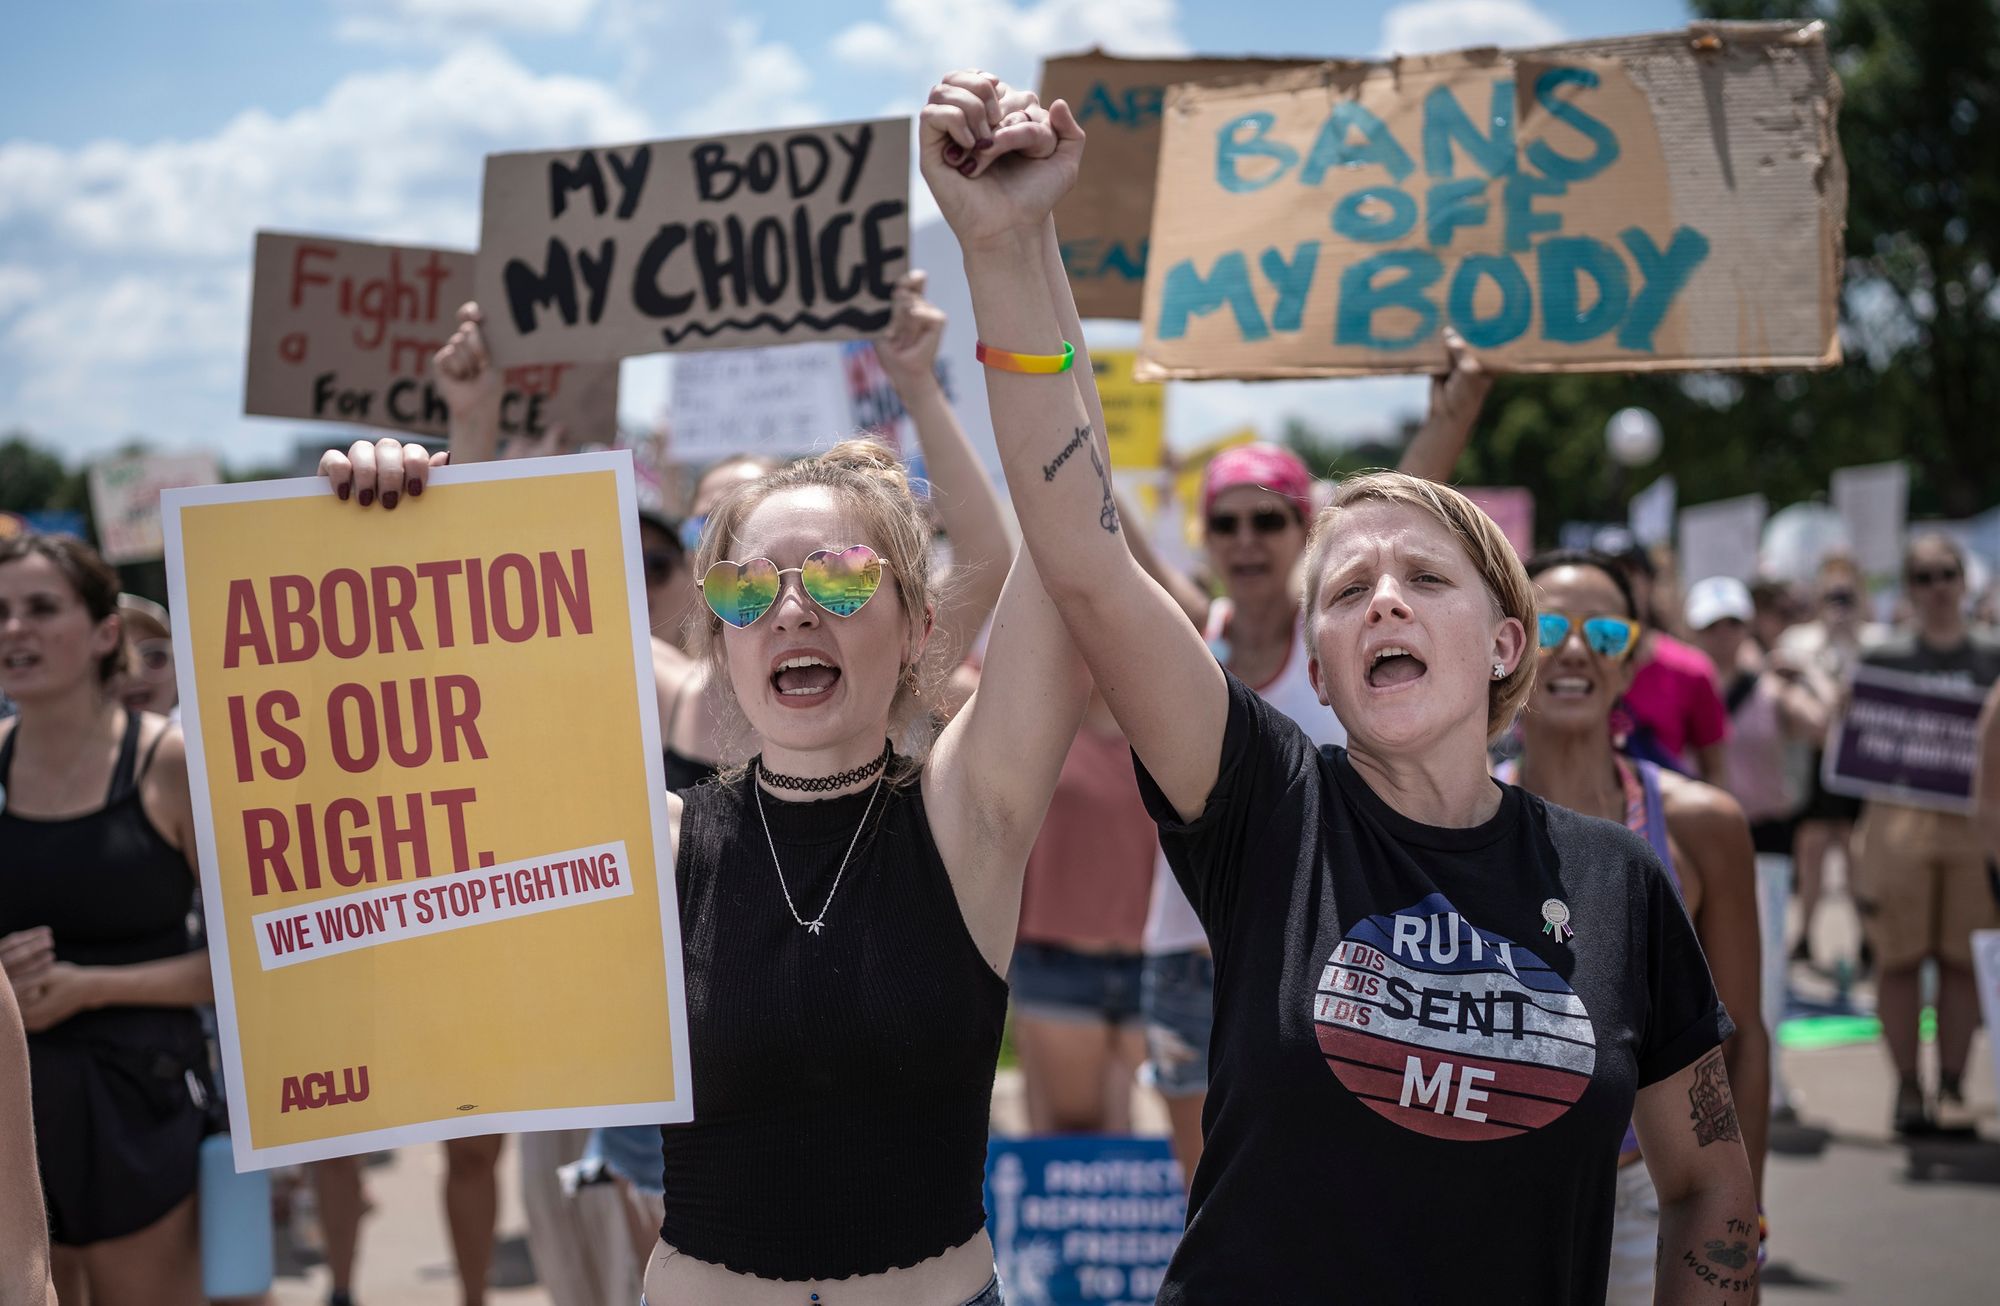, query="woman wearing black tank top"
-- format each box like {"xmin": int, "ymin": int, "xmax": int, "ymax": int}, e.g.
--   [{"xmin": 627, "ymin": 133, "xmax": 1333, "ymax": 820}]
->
[
  {"xmin": 0, "ymin": 533, "xmax": 211, "ymax": 1305},
  {"xmin": 322, "ymin": 217, "xmax": 1093, "ymax": 1306}
]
